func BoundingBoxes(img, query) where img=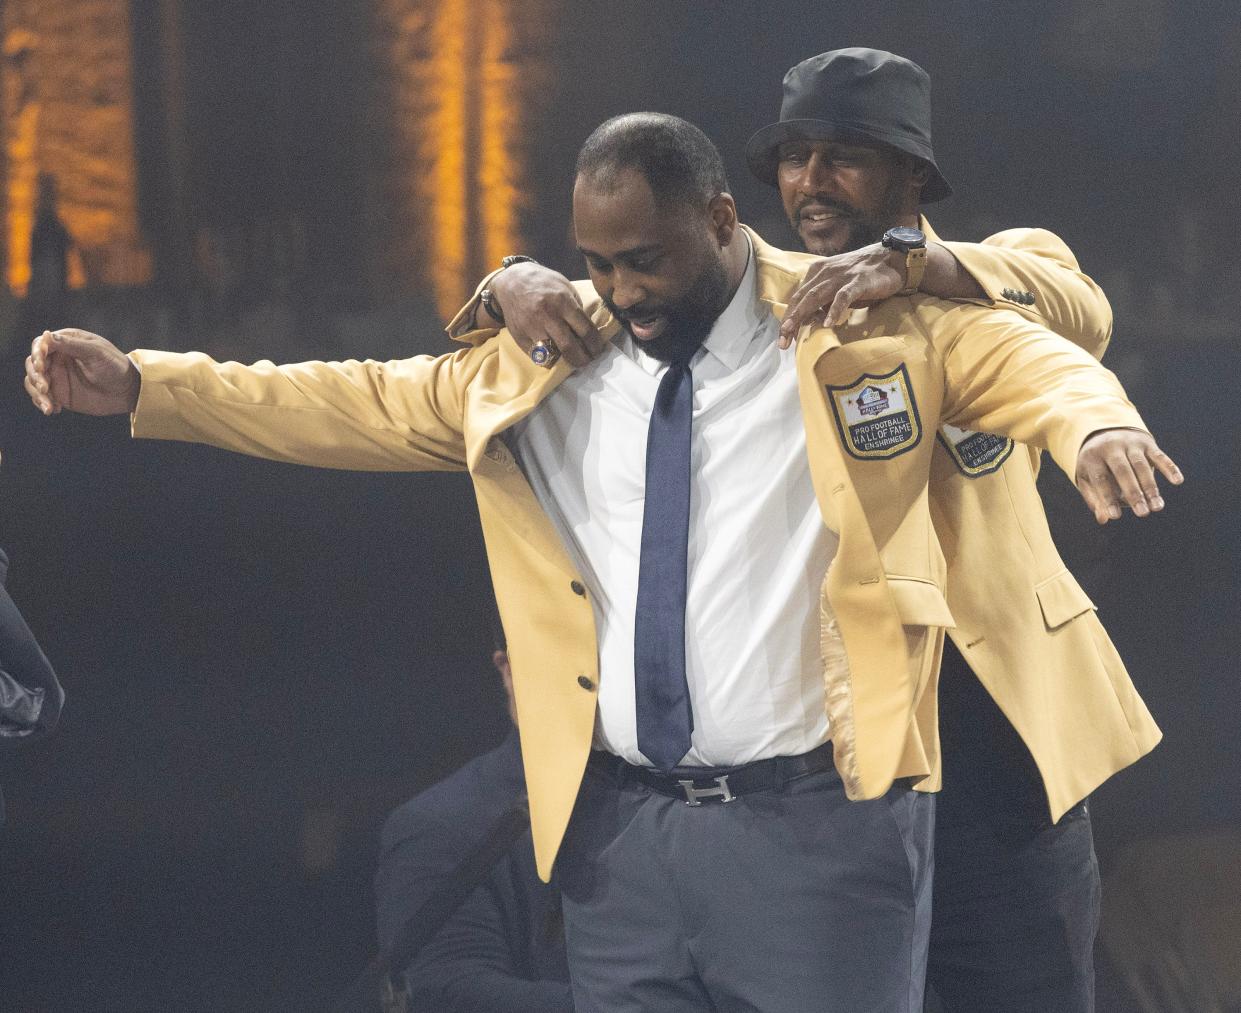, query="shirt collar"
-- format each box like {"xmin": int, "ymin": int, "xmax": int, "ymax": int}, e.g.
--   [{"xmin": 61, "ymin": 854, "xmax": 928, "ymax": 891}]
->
[{"xmin": 696, "ymin": 230, "xmax": 761, "ymax": 373}]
